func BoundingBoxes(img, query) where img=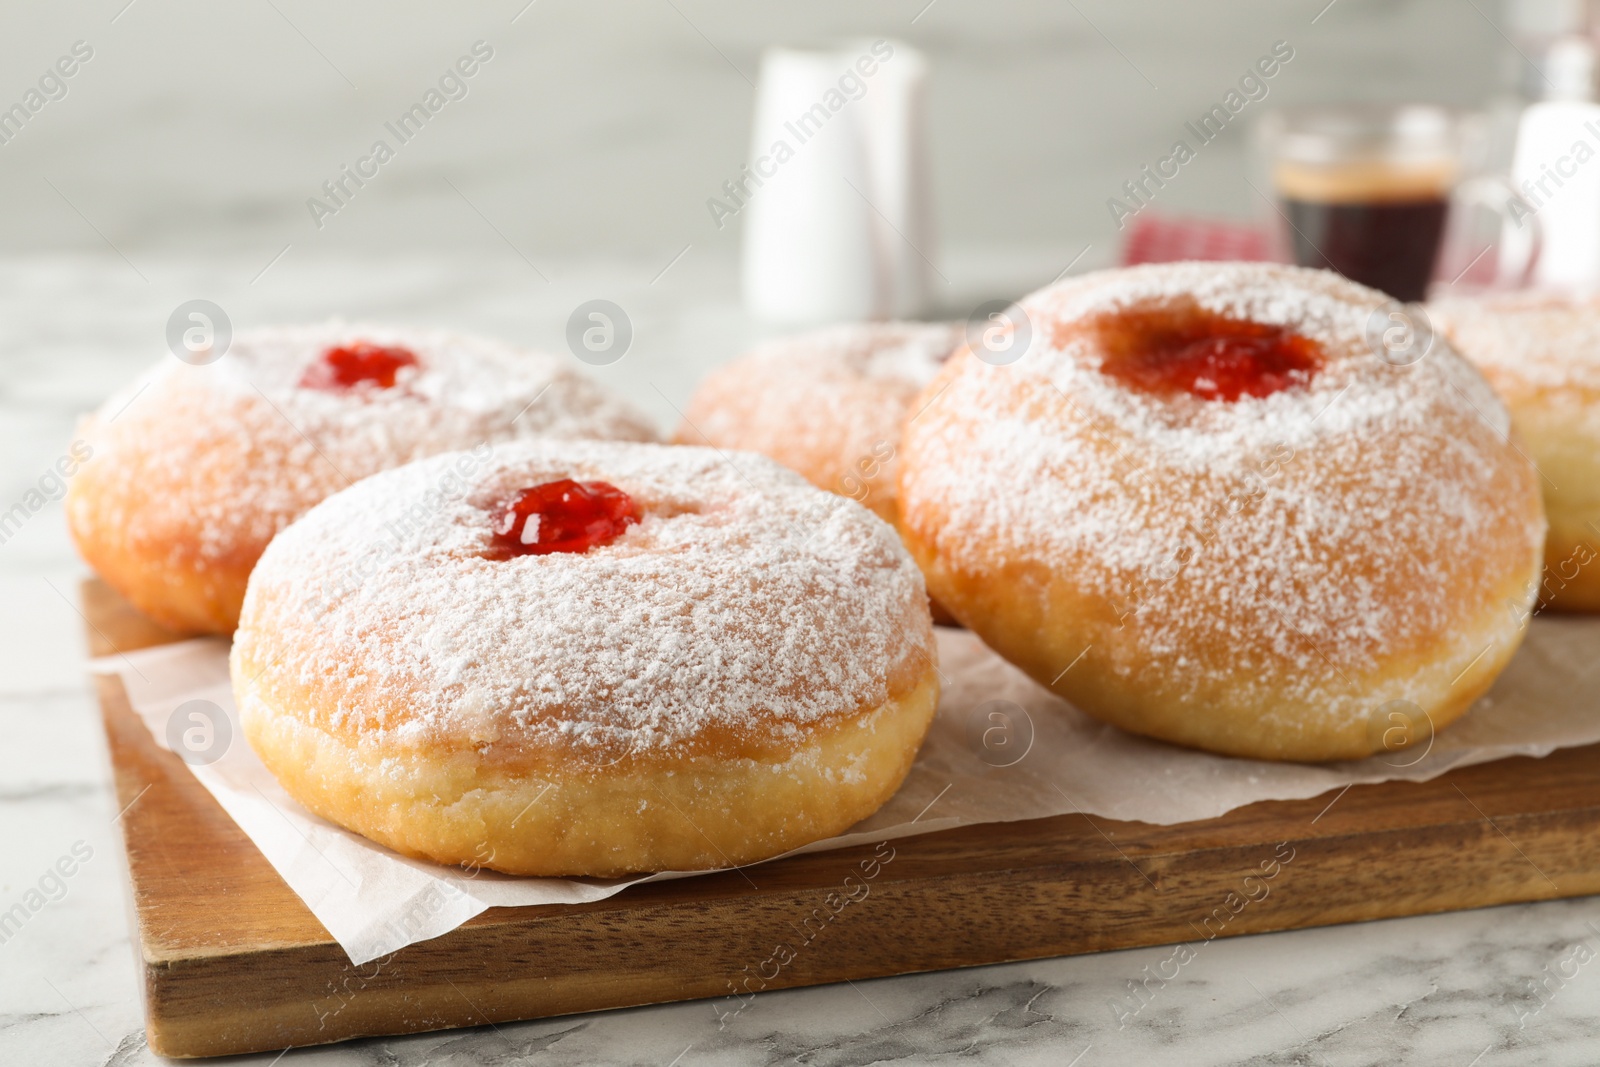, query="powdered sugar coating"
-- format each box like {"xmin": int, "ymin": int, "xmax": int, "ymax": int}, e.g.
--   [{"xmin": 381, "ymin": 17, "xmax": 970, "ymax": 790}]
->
[
  {"xmin": 775, "ymin": 321, "xmax": 965, "ymax": 385},
  {"xmin": 900, "ymin": 262, "xmax": 1544, "ymax": 739},
  {"xmin": 202, "ymin": 321, "xmax": 659, "ymax": 448},
  {"xmin": 675, "ymin": 321, "xmax": 962, "ymax": 523},
  {"xmin": 77, "ymin": 323, "xmax": 659, "ymax": 565},
  {"xmin": 235, "ymin": 440, "xmax": 936, "ymax": 761},
  {"xmin": 1430, "ymin": 292, "xmax": 1600, "ymax": 394}
]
